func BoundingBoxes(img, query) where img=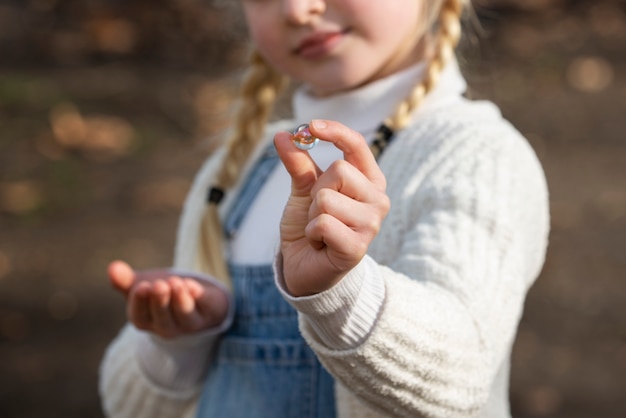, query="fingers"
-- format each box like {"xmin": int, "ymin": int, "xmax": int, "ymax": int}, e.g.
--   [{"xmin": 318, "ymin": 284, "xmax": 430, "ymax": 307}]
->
[
  {"xmin": 309, "ymin": 186, "xmax": 387, "ymax": 232},
  {"xmin": 274, "ymin": 130, "xmax": 322, "ymax": 197},
  {"xmin": 128, "ymin": 281, "xmax": 152, "ymax": 330},
  {"xmin": 306, "ymin": 184, "xmax": 388, "ymax": 260},
  {"xmin": 148, "ymin": 280, "xmax": 178, "ymax": 338},
  {"xmin": 126, "ymin": 274, "xmax": 229, "ymax": 338},
  {"xmin": 169, "ymin": 277, "xmax": 206, "ymax": 332},
  {"xmin": 311, "ymin": 159, "xmax": 384, "ymax": 202},
  {"xmin": 108, "ymin": 260, "xmax": 135, "ymax": 295},
  {"xmin": 190, "ymin": 278, "xmax": 230, "ymax": 328},
  {"xmin": 308, "ymin": 119, "xmax": 386, "ymax": 190},
  {"xmin": 307, "ymin": 160, "xmax": 389, "ymax": 248},
  {"xmin": 305, "ymin": 214, "xmax": 368, "ymax": 263}
]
